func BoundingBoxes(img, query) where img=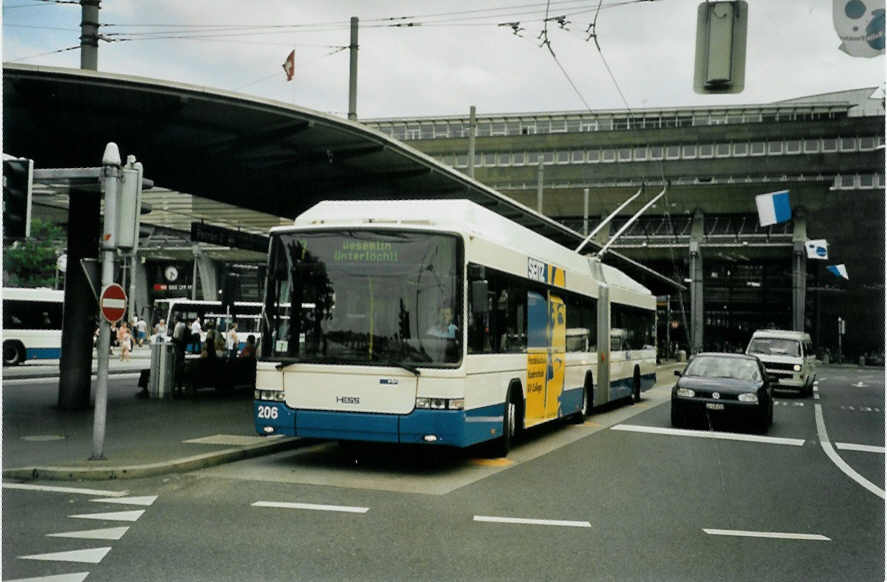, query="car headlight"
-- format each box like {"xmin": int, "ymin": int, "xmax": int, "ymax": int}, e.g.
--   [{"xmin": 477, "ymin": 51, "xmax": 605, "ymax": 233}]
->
[
  {"xmin": 738, "ymin": 393, "xmax": 759, "ymax": 403},
  {"xmin": 793, "ymin": 364, "xmax": 802, "ymax": 372},
  {"xmin": 676, "ymin": 388, "xmax": 696, "ymax": 398}
]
